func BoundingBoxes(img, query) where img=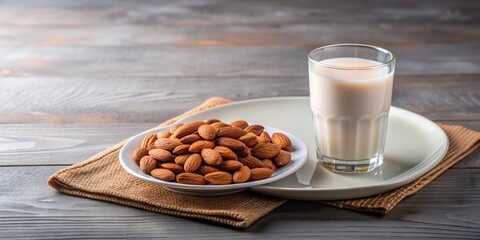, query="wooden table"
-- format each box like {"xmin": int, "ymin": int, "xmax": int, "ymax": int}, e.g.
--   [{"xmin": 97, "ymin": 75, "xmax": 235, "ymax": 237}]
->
[{"xmin": 1, "ymin": 0, "xmax": 479, "ymax": 238}]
